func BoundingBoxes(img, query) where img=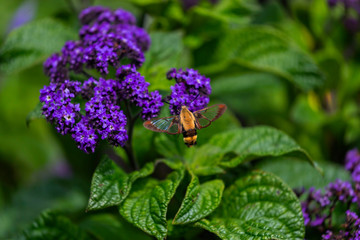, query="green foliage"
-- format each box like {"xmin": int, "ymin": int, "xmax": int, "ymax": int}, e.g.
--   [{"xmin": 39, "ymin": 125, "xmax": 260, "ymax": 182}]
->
[
  {"xmin": 211, "ymin": 73, "xmax": 287, "ymax": 118},
  {"xmin": 87, "ymin": 157, "xmax": 154, "ymax": 211},
  {"xmin": 80, "ymin": 214, "xmax": 151, "ymax": 240},
  {"xmin": 119, "ymin": 169, "xmax": 184, "ymax": 240},
  {"xmin": 196, "ymin": 171, "xmax": 305, "ymax": 240},
  {"xmin": 21, "ymin": 212, "xmax": 90, "ymax": 240},
  {"xmin": 0, "ymin": 18, "xmax": 77, "ymax": 74},
  {"xmin": 173, "ymin": 172, "xmax": 224, "ymax": 224},
  {"xmin": 206, "ymin": 26, "xmax": 324, "ymax": 91},
  {"xmin": 184, "ymin": 126, "xmax": 320, "ymax": 175}
]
